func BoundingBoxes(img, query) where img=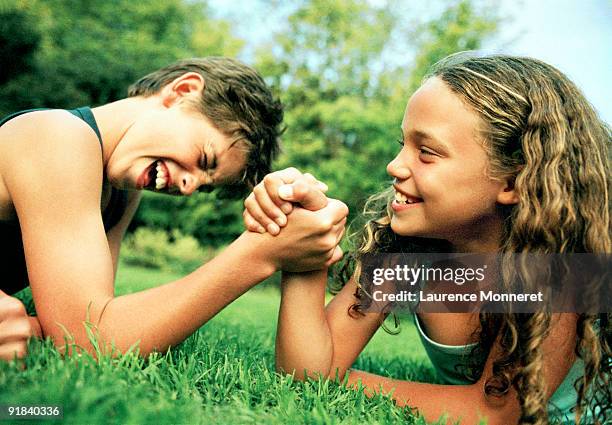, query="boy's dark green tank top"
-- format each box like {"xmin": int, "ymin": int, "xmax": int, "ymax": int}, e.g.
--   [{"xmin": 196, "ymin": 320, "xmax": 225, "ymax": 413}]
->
[{"xmin": 0, "ymin": 107, "xmax": 129, "ymax": 295}]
